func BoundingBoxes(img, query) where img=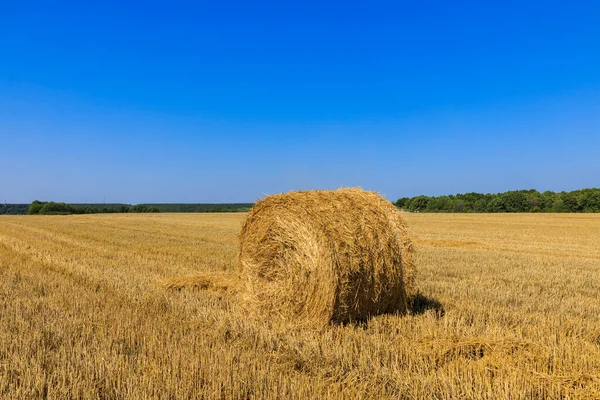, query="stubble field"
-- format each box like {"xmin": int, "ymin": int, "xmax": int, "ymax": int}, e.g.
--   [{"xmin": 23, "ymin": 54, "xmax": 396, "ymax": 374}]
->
[{"xmin": 1, "ymin": 213, "xmax": 599, "ymax": 399}]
